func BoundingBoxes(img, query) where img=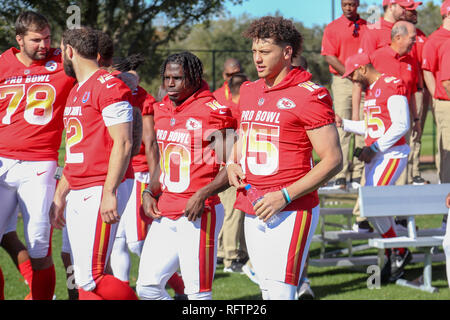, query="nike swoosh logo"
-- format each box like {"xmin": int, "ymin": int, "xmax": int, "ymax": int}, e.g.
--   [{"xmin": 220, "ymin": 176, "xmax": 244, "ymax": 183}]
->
[
  {"xmin": 218, "ymin": 110, "xmax": 227, "ymax": 114},
  {"xmin": 318, "ymin": 94, "xmax": 327, "ymax": 99},
  {"xmin": 106, "ymin": 83, "xmax": 117, "ymax": 89},
  {"xmin": 83, "ymin": 196, "xmax": 92, "ymax": 202},
  {"xmin": 37, "ymin": 171, "xmax": 47, "ymax": 176}
]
